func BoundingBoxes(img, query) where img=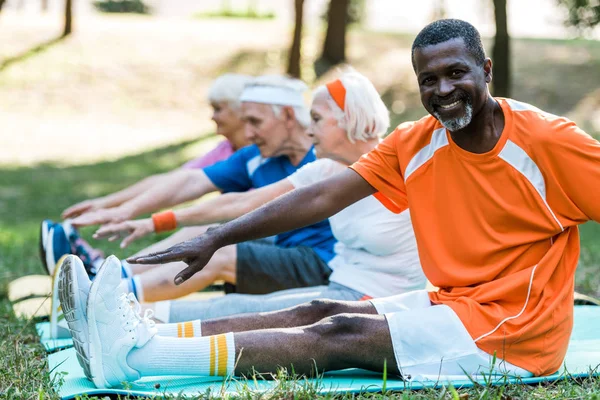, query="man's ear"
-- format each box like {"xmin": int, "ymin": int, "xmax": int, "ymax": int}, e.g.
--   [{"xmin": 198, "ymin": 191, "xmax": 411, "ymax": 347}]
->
[
  {"xmin": 282, "ymin": 106, "xmax": 296, "ymax": 128},
  {"xmin": 483, "ymin": 58, "xmax": 493, "ymax": 83}
]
